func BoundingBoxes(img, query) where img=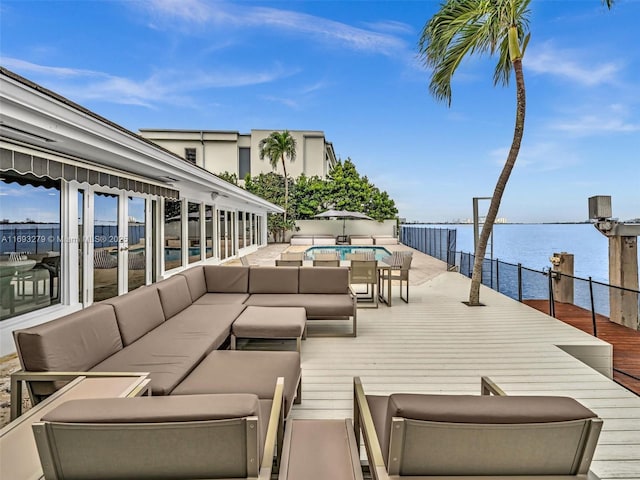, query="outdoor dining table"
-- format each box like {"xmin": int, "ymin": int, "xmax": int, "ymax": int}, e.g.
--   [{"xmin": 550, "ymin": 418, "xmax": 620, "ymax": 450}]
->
[{"xmin": 303, "ymin": 260, "xmax": 393, "ymax": 307}]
